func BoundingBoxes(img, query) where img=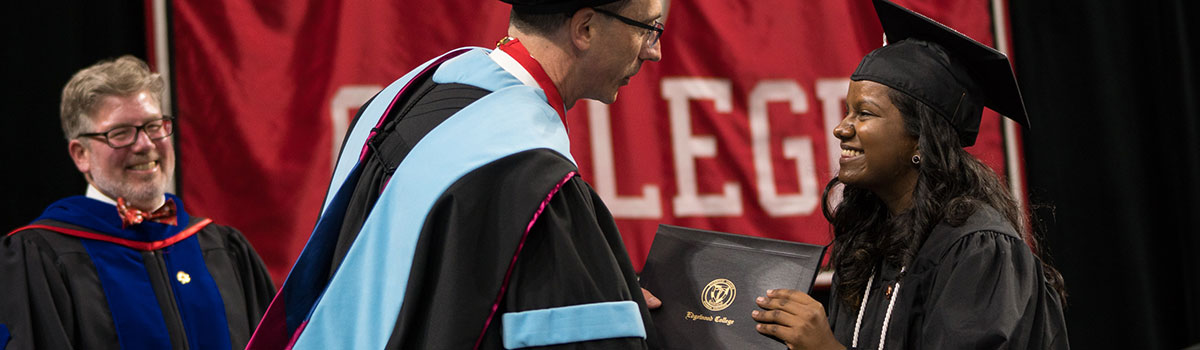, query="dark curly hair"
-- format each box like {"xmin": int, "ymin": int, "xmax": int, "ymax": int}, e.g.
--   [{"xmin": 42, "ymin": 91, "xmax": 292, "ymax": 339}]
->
[{"xmin": 822, "ymin": 86, "xmax": 1067, "ymax": 308}]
